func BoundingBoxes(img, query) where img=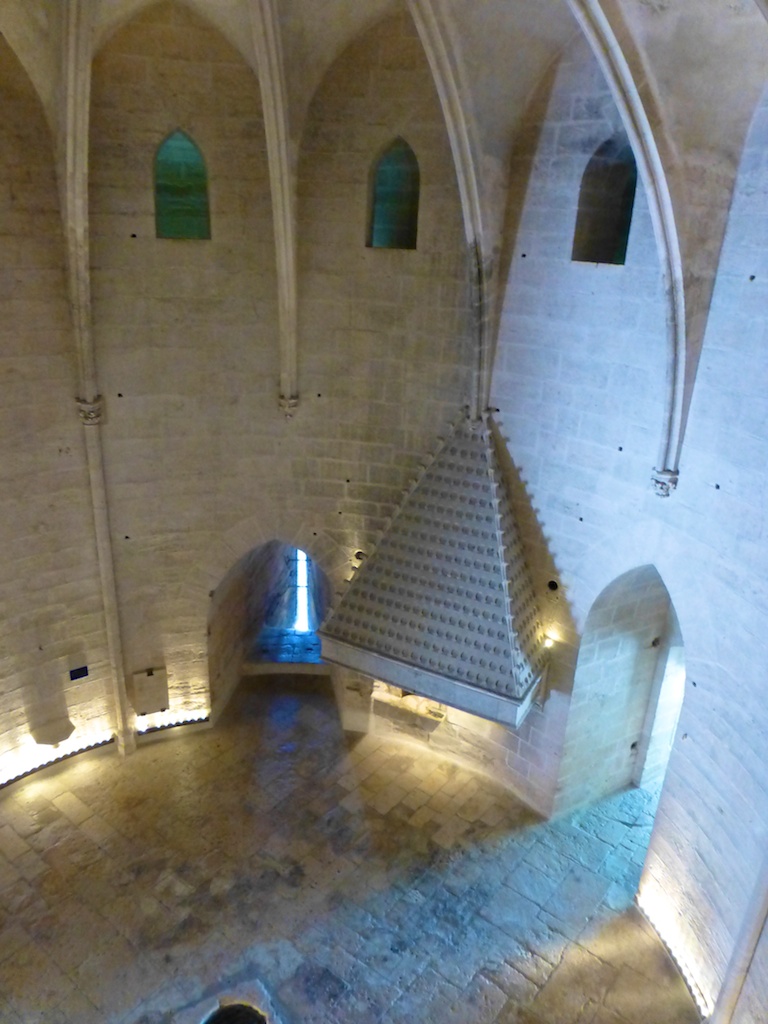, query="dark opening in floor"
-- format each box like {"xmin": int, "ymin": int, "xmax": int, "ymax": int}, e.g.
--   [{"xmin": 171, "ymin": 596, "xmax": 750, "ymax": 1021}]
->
[{"xmin": 205, "ymin": 1006, "xmax": 267, "ymax": 1024}]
